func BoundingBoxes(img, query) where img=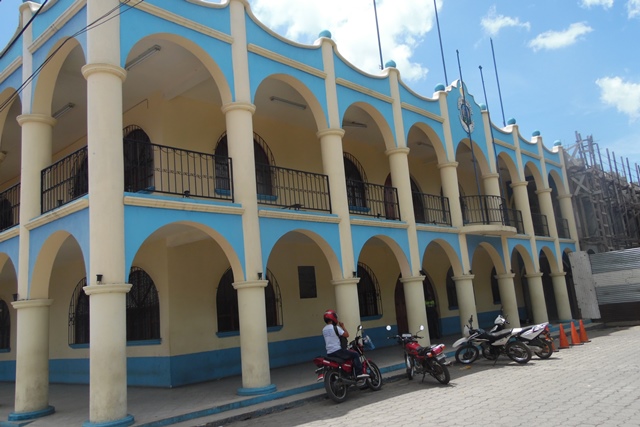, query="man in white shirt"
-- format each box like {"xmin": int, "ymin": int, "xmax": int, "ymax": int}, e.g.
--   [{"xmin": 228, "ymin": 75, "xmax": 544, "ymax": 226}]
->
[{"xmin": 322, "ymin": 309, "xmax": 369, "ymax": 379}]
